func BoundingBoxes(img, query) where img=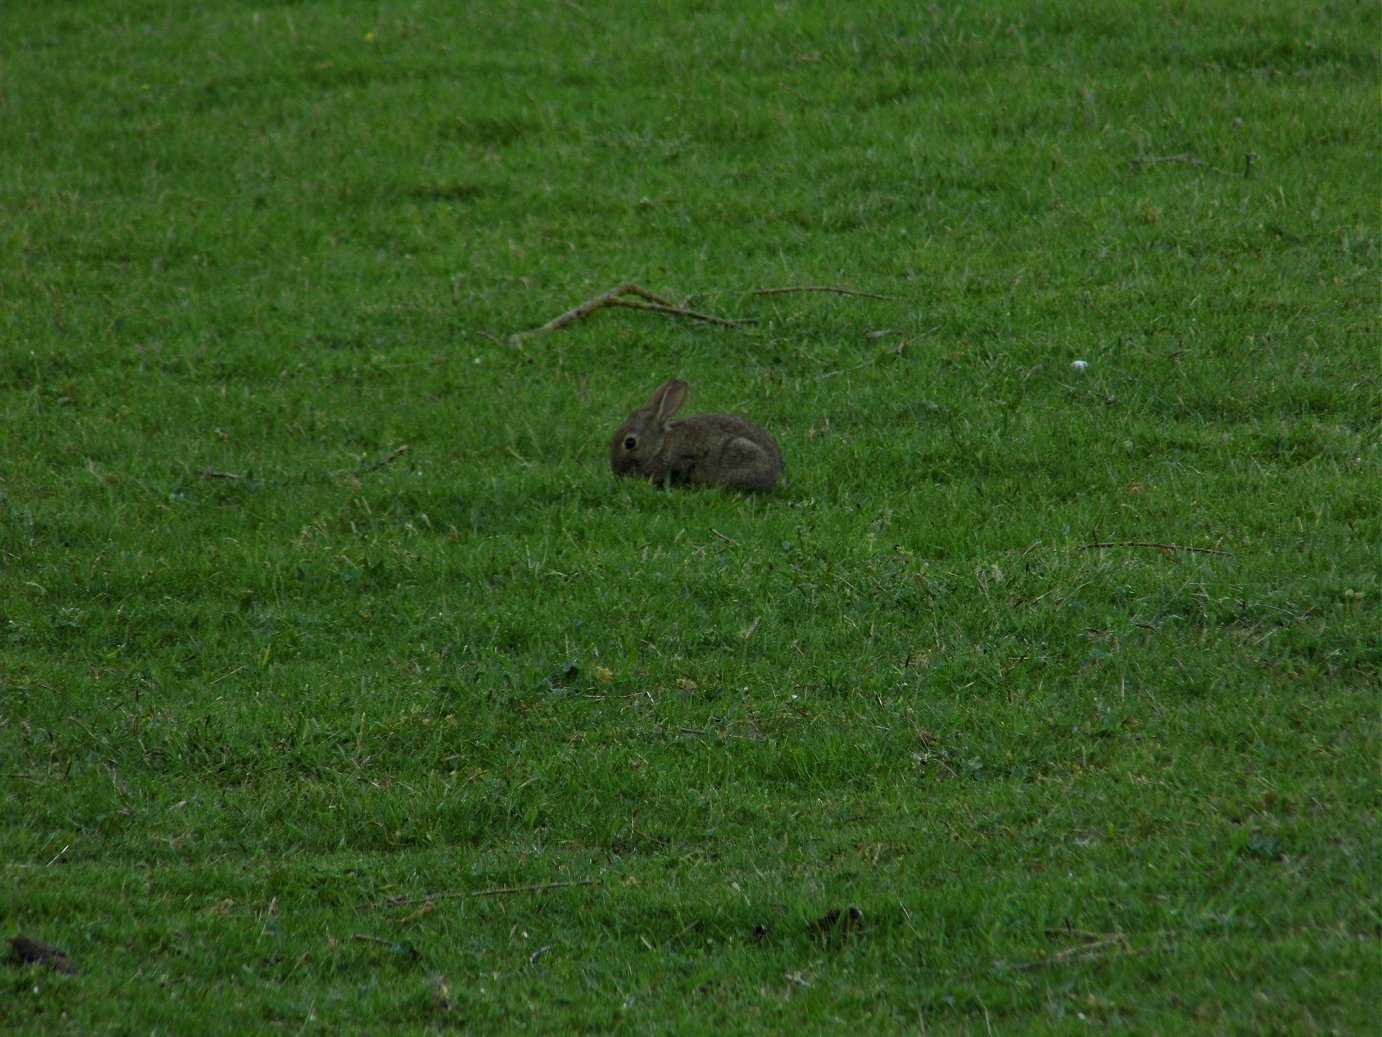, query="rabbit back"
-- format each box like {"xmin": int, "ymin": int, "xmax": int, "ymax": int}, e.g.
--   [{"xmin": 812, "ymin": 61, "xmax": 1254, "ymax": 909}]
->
[{"xmin": 665, "ymin": 415, "xmax": 783, "ymax": 491}]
